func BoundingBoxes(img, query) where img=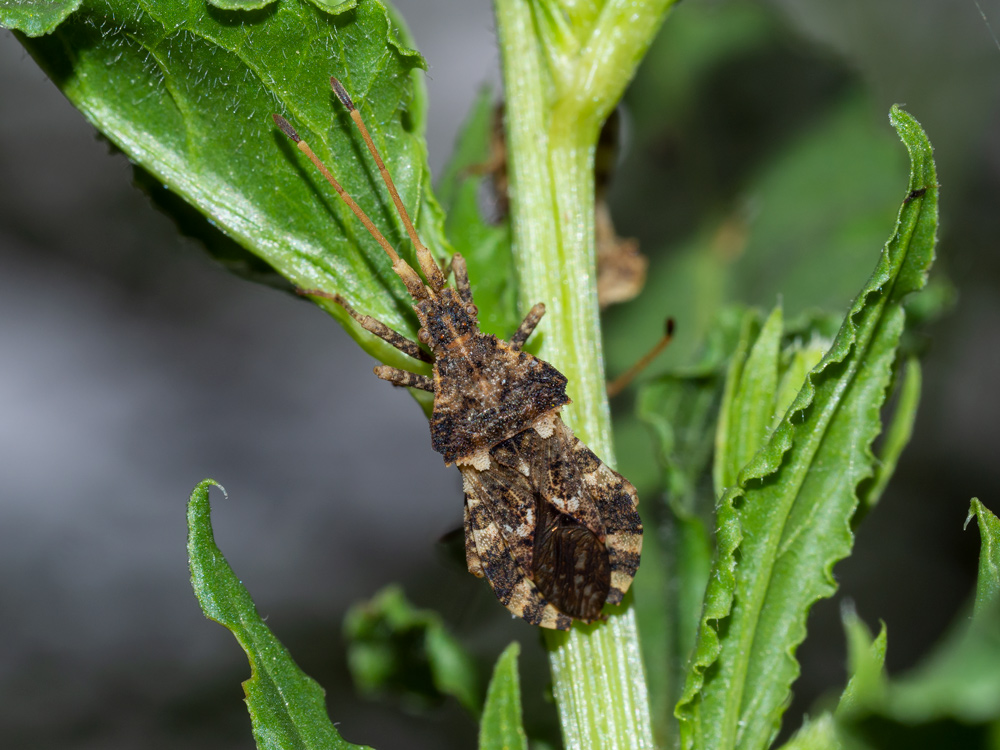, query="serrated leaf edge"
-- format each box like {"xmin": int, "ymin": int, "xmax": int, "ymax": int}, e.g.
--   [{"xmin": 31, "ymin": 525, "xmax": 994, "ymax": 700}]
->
[{"xmin": 675, "ymin": 108, "xmax": 937, "ymax": 745}]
